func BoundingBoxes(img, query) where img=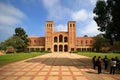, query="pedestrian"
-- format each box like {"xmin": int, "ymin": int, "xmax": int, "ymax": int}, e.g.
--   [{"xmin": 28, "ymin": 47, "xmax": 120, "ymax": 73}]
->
[
  {"xmin": 110, "ymin": 58, "xmax": 116, "ymax": 75},
  {"xmin": 97, "ymin": 56, "xmax": 102, "ymax": 74},
  {"xmin": 115, "ymin": 56, "xmax": 119, "ymax": 70},
  {"xmin": 103, "ymin": 55, "xmax": 108, "ymax": 70},
  {"xmin": 92, "ymin": 56, "xmax": 97, "ymax": 69}
]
